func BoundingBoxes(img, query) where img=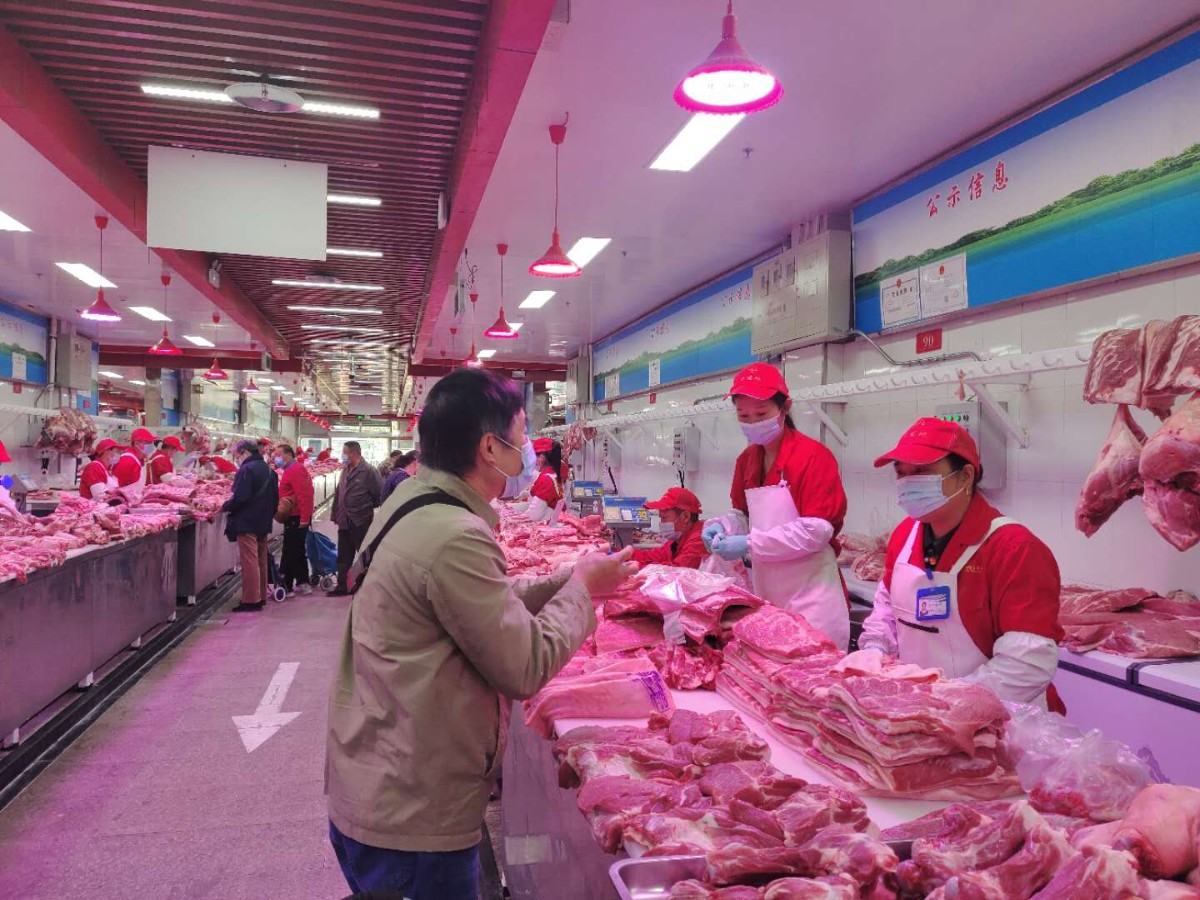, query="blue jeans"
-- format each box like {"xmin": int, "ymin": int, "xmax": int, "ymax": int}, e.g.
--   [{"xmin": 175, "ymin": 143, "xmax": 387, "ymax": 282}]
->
[{"xmin": 329, "ymin": 820, "xmax": 480, "ymax": 899}]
